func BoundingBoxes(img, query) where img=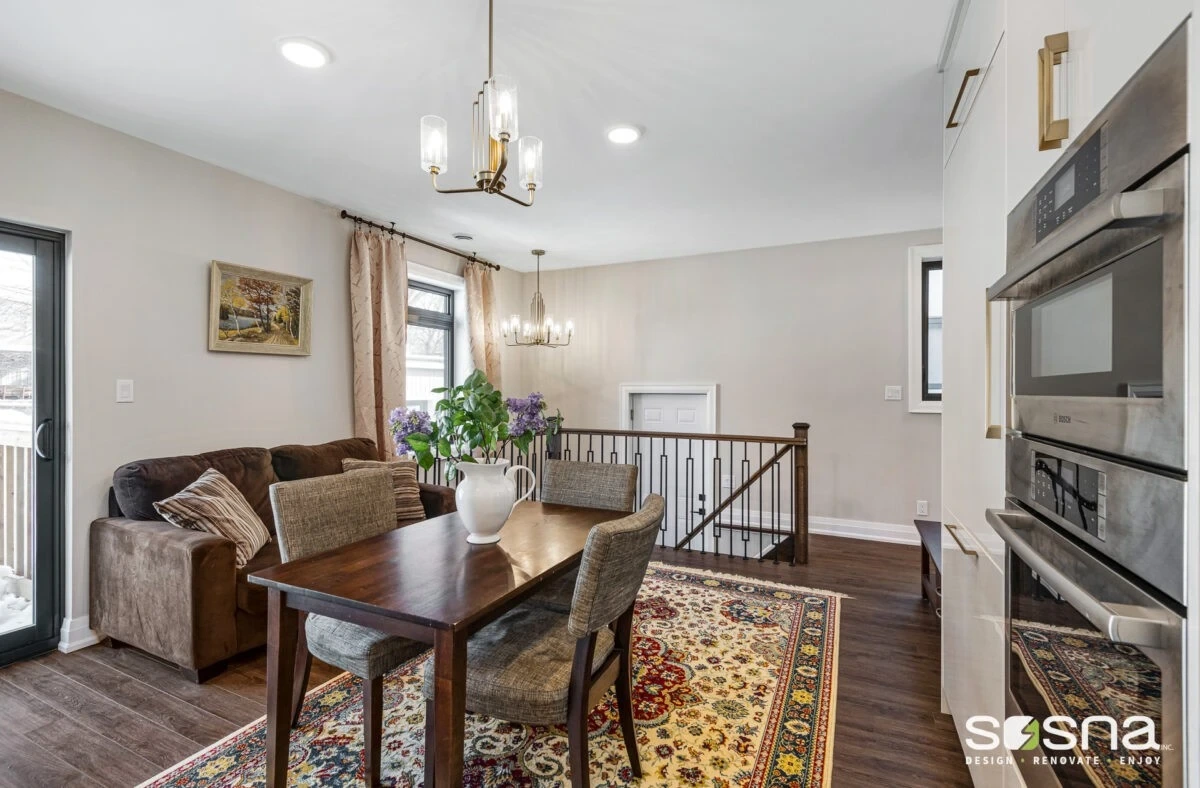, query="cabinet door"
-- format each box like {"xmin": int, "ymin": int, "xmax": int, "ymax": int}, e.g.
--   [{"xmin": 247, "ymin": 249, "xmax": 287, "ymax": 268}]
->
[
  {"xmin": 941, "ymin": 520, "xmax": 1007, "ymax": 788},
  {"xmin": 942, "ymin": 40, "xmax": 1007, "ymax": 551},
  {"xmin": 1005, "ymin": 0, "xmax": 1068, "ymax": 210},
  {"xmin": 1065, "ymin": 0, "xmax": 1190, "ymax": 134},
  {"xmin": 943, "ymin": 0, "xmax": 1004, "ymax": 165}
]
